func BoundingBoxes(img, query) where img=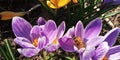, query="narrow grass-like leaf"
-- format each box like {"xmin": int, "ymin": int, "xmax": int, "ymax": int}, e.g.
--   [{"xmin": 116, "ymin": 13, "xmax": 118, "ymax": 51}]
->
[
  {"xmin": 4, "ymin": 39, "xmax": 15, "ymax": 60},
  {"xmin": 101, "ymin": 10, "xmax": 120, "ymax": 19},
  {"xmin": 0, "ymin": 46, "xmax": 9, "ymax": 60}
]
